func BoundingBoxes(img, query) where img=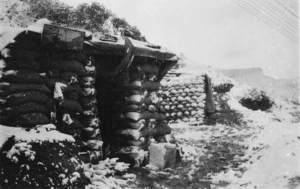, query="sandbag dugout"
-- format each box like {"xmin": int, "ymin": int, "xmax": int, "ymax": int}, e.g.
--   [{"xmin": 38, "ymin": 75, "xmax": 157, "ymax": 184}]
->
[
  {"xmin": 0, "ymin": 23, "xmax": 179, "ymax": 166},
  {"xmin": 84, "ymin": 35, "xmax": 178, "ymax": 165},
  {"xmin": 0, "ymin": 25, "xmax": 101, "ymax": 151}
]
